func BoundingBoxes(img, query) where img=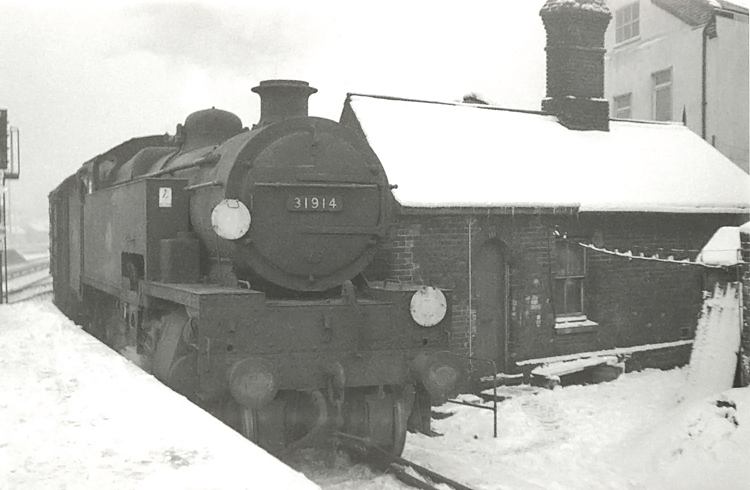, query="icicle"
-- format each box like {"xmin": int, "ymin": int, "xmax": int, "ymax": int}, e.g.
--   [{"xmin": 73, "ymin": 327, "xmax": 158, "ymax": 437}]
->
[{"xmin": 574, "ymin": 241, "xmax": 717, "ymax": 268}]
